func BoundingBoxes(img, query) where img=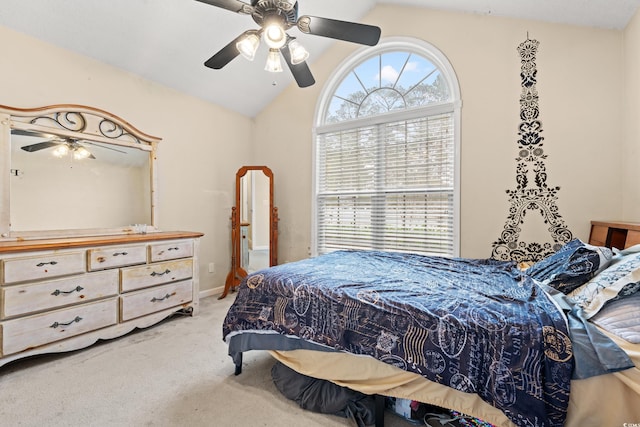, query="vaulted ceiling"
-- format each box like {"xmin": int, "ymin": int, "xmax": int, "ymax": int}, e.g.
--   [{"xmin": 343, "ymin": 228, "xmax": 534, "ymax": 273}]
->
[{"xmin": 1, "ymin": 0, "xmax": 639, "ymax": 117}]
